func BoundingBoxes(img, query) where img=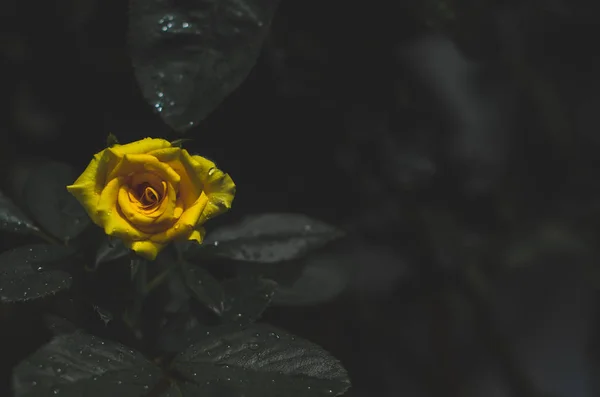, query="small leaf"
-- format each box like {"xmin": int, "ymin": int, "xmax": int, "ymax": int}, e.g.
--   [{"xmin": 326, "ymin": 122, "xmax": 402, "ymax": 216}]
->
[
  {"xmin": 95, "ymin": 237, "xmax": 130, "ymax": 267},
  {"xmin": 128, "ymin": 0, "xmax": 281, "ymax": 132},
  {"xmin": 24, "ymin": 161, "xmax": 90, "ymax": 241},
  {"xmin": 203, "ymin": 213, "xmax": 344, "ymax": 263},
  {"xmin": 221, "ymin": 277, "xmax": 277, "ymax": 325},
  {"xmin": 181, "ymin": 261, "xmax": 225, "ymax": 316},
  {"xmin": 170, "ymin": 138, "xmax": 192, "ymax": 148},
  {"xmin": 12, "ymin": 332, "xmax": 163, "ymax": 397},
  {"xmin": 172, "ymin": 324, "xmax": 351, "ymax": 397},
  {"xmin": 93, "ymin": 305, "xmax": 114, "ymax": 327},
  {"xmin": 0, "ymin": 244, "xmax": 73, "ymax": 303},
  {"xmin": 0, "ymin": 189, "xmax": 40, "ymax": 236},
  {"xmin": 106, "ymin": 133, "xmax": 119, "ymax": 147}
]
